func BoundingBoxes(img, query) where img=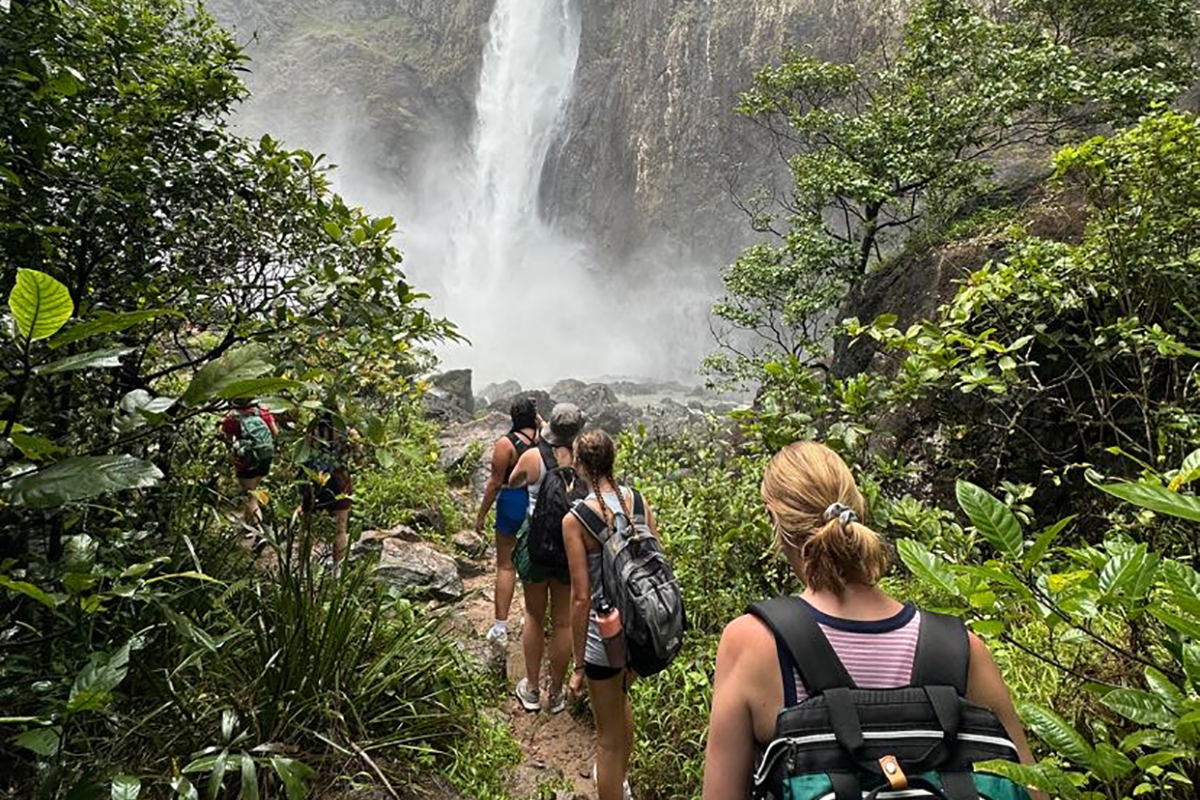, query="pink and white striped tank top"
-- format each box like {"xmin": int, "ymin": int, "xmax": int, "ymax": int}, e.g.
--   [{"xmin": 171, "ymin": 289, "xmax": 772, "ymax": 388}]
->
[{"xmin": 781, "ymin": 600, "xmax": 922, "ymax": 703}]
